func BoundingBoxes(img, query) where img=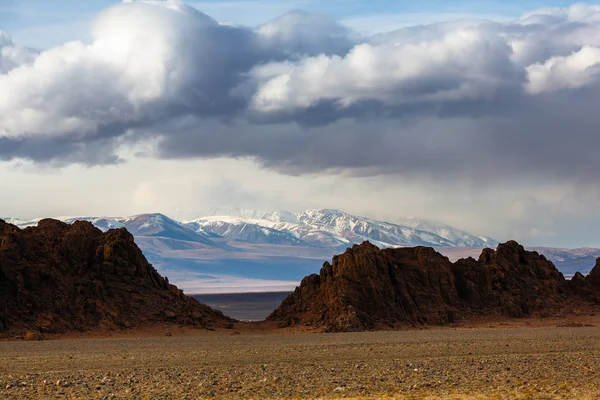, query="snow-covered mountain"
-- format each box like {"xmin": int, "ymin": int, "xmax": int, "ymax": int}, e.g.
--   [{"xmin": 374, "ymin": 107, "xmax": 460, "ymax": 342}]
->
[
  {"xmin": 299, "ymin": 209, "xmax": 498, "ymax": 247},
  {"xmin": 115, "ymin": 214, "xmax": 216, "ymax": 244},
  {"xmin": 6, "ymin": 209, "xmax": 496, "ymax": 249},
  {"xmin": 63, "ymin": 217, "xmax": 126, "ymax": 232},
  {"xmin": 203, "ymin": 207, "xmax": 299, "ymax": 224},
  {"xmin": 394, "ymin": 217, "xmax": 498, "ymax": 247},
  {"xmin": 187, "ymin": 208, "xmax": 497, "ymax": 249},
  {"xmin": 7, "ymin": 214, "xmax": 217, "ymax": 245},
  {"xmin": 186, "ymin": 216, "xmax": 309, "ymax": 246}
]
